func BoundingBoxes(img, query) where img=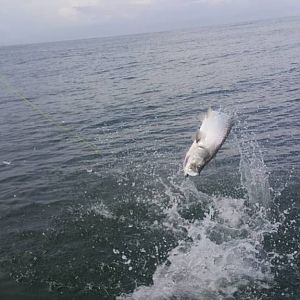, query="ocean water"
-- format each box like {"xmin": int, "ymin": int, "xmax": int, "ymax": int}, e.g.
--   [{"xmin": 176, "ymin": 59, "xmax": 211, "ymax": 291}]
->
[{"xmin": 0, "ymin": 17, "xmax": 300, "ymax": 300}]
